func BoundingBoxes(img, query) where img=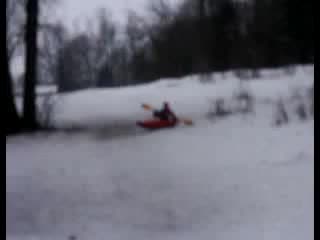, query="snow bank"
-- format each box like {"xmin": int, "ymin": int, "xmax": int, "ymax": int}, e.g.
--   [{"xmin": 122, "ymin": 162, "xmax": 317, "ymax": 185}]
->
[{"xmin": 52, "ymin": 65, "xmax": 313, "ymax": 129}]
